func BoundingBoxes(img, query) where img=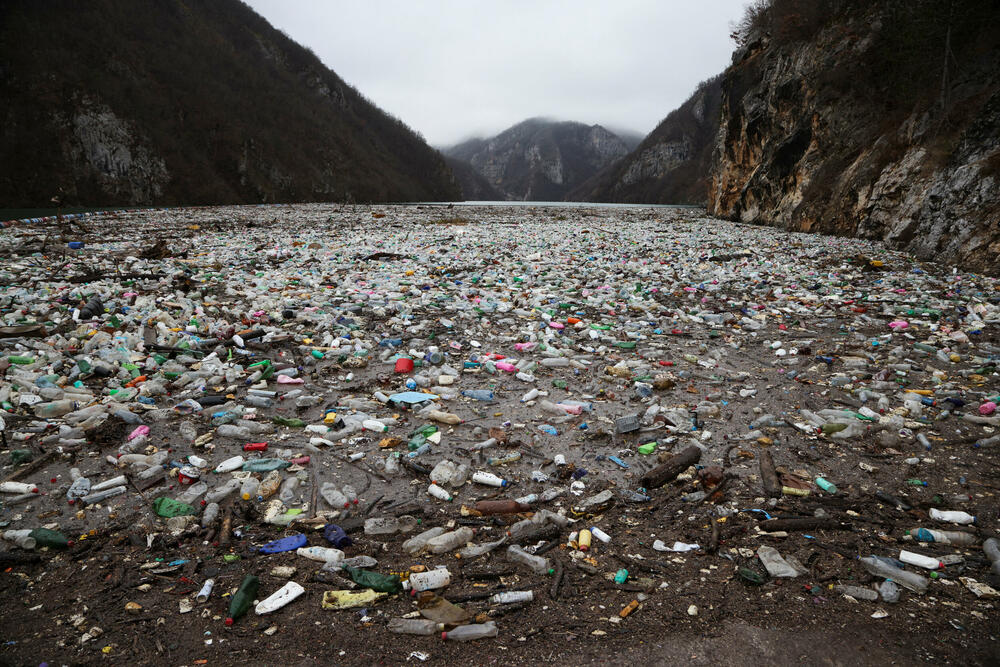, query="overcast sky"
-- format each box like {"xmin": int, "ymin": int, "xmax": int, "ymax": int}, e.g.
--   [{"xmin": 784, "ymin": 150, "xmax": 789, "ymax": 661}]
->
[{"xmin": 244, "ymin": 1, "xmax": 749, "ymax": 147}]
